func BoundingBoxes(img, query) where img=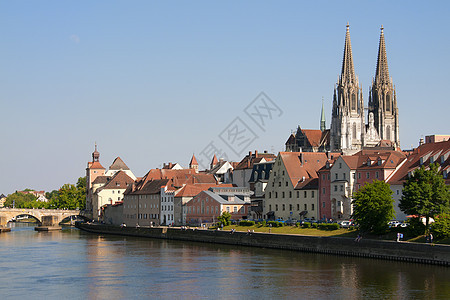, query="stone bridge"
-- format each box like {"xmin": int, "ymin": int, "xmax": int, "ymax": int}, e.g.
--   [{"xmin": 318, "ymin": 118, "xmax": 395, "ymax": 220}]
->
[{"xmin": 0, "ymin": 208, "xmax": 86, "ymax": 227}]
